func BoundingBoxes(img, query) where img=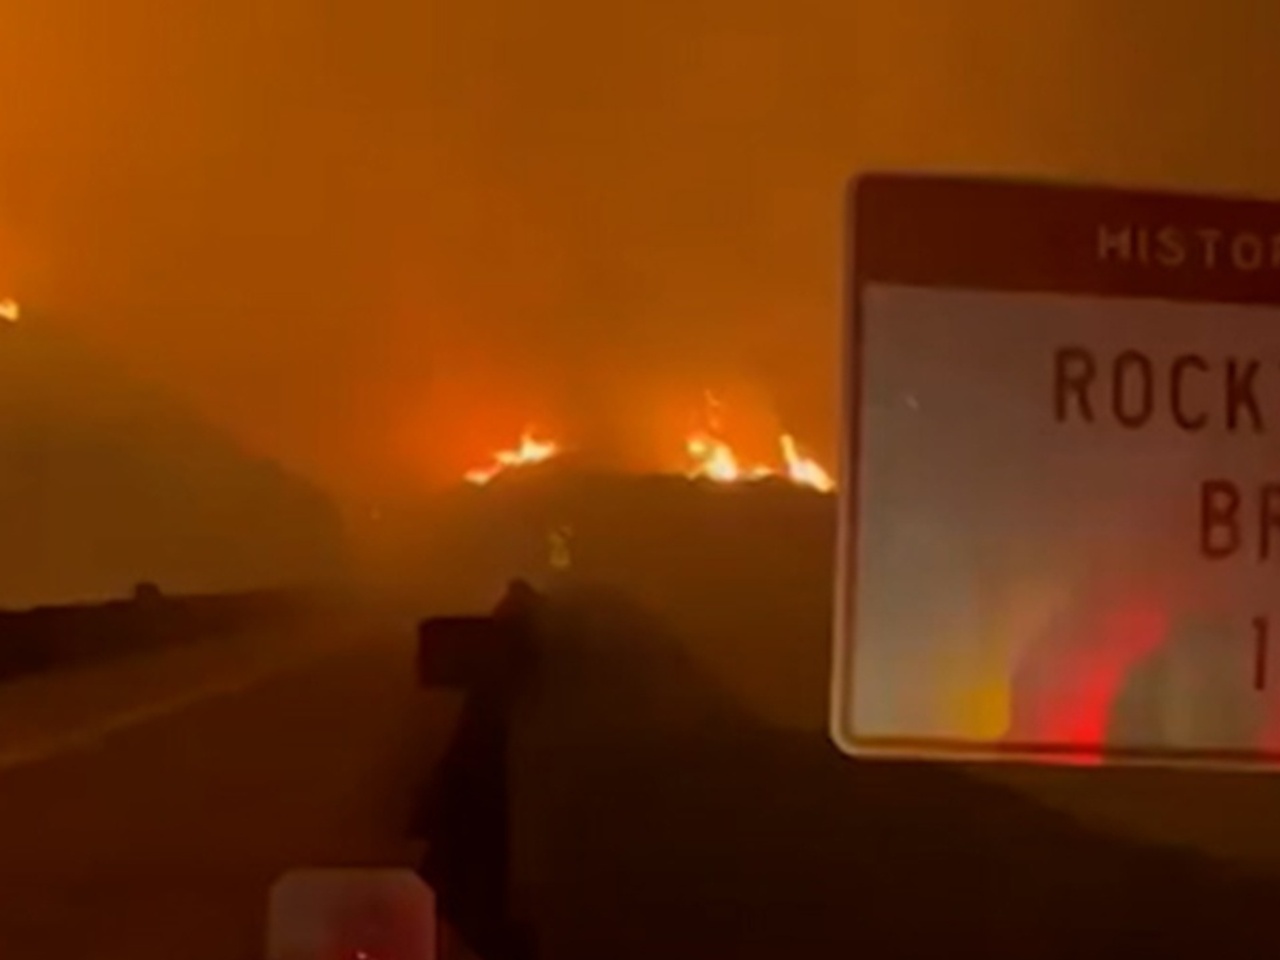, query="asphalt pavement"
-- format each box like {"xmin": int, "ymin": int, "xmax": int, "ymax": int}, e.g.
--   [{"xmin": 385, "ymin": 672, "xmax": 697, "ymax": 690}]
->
[{"xmin": 0, "ymin": 615, "xmax": 455, "ymax": 960}]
